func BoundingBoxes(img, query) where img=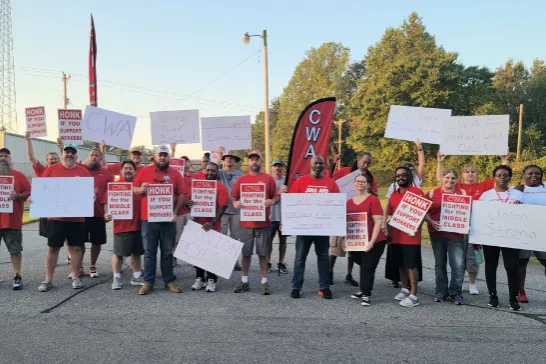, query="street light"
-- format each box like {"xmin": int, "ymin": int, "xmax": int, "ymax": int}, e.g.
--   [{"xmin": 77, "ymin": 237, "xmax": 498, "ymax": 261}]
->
[{"xmin": 243, "ymin": 30, "xmax": 270, "ymax": 173}]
